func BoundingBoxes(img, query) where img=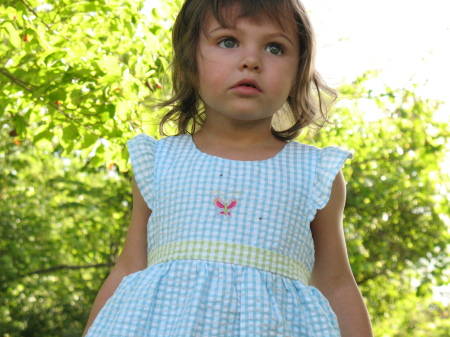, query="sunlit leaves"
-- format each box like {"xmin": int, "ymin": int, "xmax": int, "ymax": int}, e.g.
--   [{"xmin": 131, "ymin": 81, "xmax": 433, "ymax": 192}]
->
[{"xmin": 0, "ymin": 0, "xmax": 179, "ymax": 171}]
